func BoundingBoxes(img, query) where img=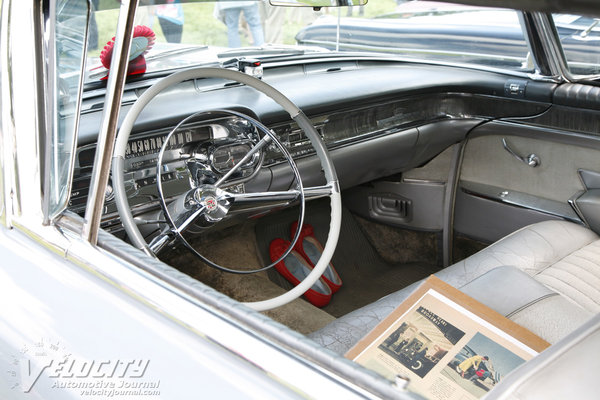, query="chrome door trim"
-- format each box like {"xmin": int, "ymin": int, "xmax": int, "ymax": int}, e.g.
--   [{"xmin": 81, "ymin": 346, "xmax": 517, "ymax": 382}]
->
[{"xmin": 460, "ymin": 180, "xmax": 582, "ymax": 223}]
